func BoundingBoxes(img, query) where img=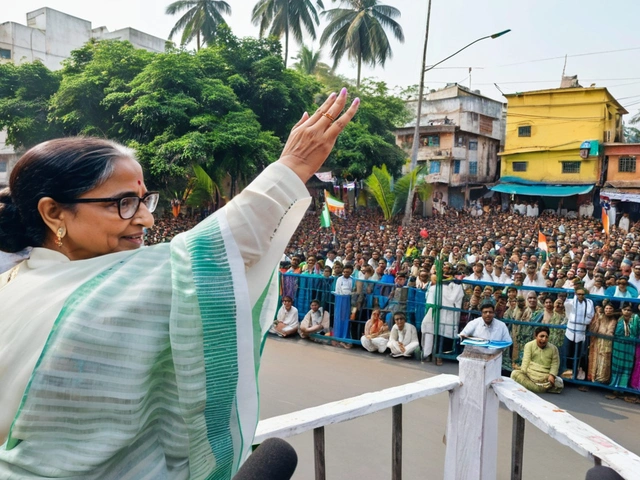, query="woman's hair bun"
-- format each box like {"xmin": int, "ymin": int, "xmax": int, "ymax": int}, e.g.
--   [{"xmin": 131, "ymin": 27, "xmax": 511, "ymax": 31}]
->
[{"xmin": 0, "ymin": 188, "xmax": 31, "ymax": 253}]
